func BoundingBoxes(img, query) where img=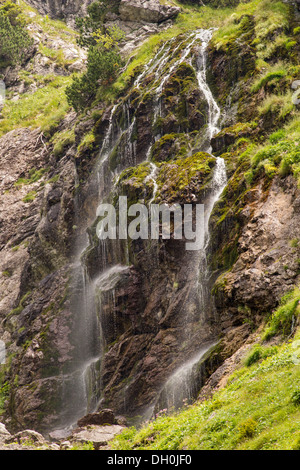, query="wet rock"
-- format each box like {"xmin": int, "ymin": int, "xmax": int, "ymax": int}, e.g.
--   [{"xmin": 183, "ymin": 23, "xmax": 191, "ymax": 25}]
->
[
  {"xmin": 77, "ymin": 409, "xmax": 116, "ymax": 427},
  {"xmin": 210, "ymin": 175, "xmax": 300, "ymax": 334}
]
